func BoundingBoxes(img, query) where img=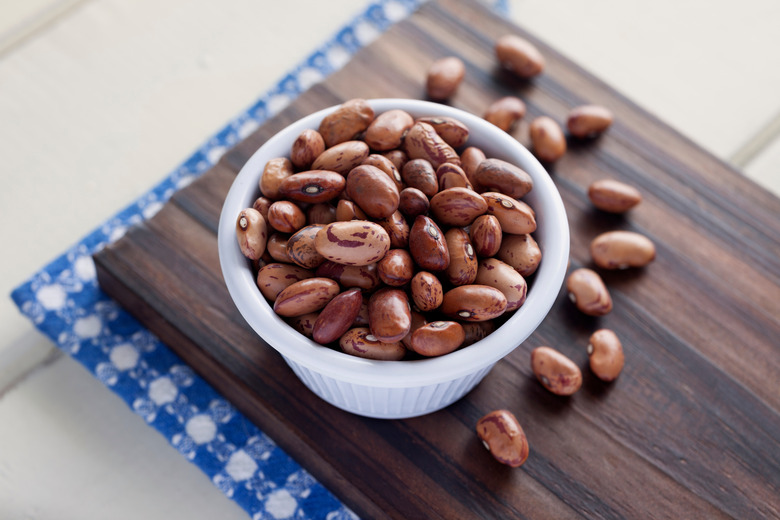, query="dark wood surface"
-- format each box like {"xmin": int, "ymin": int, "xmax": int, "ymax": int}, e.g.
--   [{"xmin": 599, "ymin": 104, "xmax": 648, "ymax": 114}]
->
[{"xmin": 93, "ymin": 0, "xmax": 780, "ymax": 518}]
